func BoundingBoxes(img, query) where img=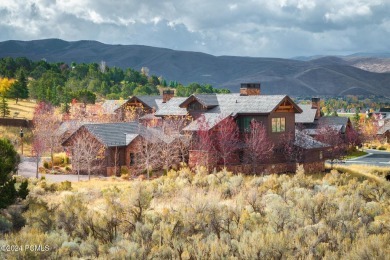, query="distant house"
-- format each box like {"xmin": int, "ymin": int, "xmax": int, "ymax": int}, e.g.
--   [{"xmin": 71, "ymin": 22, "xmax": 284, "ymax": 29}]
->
[
  {"xmin": 296, "ymin": 98, "xmax": 353, "ymax": 138},
  {"xmin": 379, "ymin": 107, "xmax": 390, "ymax": 119},
  {"xmin": 62, "ymin": 122, "xmax": 173, "ymax": 176},
  {"xmin": 377, "ymin": 120, "xmax": 390, "ymax": 143}
]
